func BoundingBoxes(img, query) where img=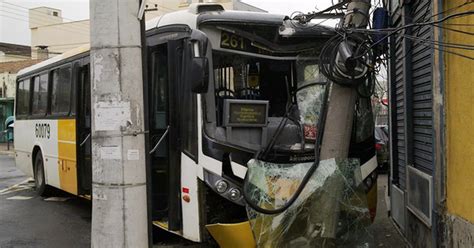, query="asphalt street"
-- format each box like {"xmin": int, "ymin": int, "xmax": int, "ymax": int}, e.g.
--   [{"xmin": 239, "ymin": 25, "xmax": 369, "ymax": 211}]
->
[
  {"xmin": 0, "ymin": 154, "xmax": 91, "ymax": 248},
  {"xmin": 0, "ymin": 154, "xmax": 26, "ymax": 190},
  {"xmin": 0, "ymin": 154, "xmax": 406, "ymax": 247}
]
